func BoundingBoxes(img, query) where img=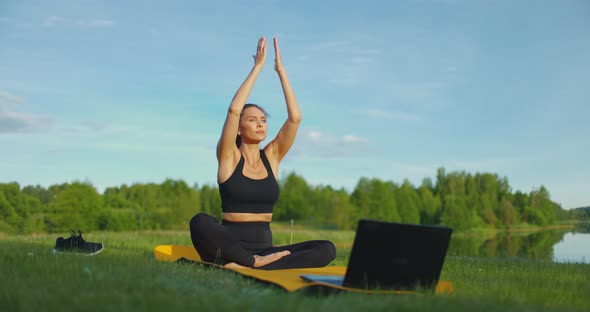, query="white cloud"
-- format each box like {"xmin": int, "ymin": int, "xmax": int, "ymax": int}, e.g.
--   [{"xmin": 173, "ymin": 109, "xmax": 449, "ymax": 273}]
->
[
  {"xmin": 0, "ymin": 91, "xmax": 52, "ymax": 133},
  {"xmin": 287, "ymin": 36, "xmax": 384, "ymax": 88},
  {"xmin": 81, "ymin": 19, "xmax": 115, "ymax": 27},
  {"xmin": 342, "ymin": 135, "xmax": 368, "ymax": 144},
  {"xmin": 291, "ymin": 129, "xmax": 370, "ymax": 157},
  {"xmin": 307, "ymin": 130, "xmax": 324, "ymax": 142},
  {"xmin": 0, "ymin": 91, "xmax": 24, "ymax": 107},
  {"xmin": 42, "ymin": 16, "xmax": 115, "ymax": 28},
  {"xmin": 59, "ymin": 121, "xmax": 110, "ymax": 133},
  {"xmin": 0, "ymin": 110, "xmax": 52, "ymax": 133},
  {"xmin": 42, "ymin": 16, "xmax": 65, "ymax": 27}
]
